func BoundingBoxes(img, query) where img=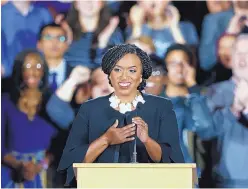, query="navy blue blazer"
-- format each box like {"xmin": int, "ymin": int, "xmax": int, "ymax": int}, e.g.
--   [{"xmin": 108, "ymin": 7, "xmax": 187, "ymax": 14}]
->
[{"xmin": 58, "ymin": 93, "xmax": 185, "ymax": 186}]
